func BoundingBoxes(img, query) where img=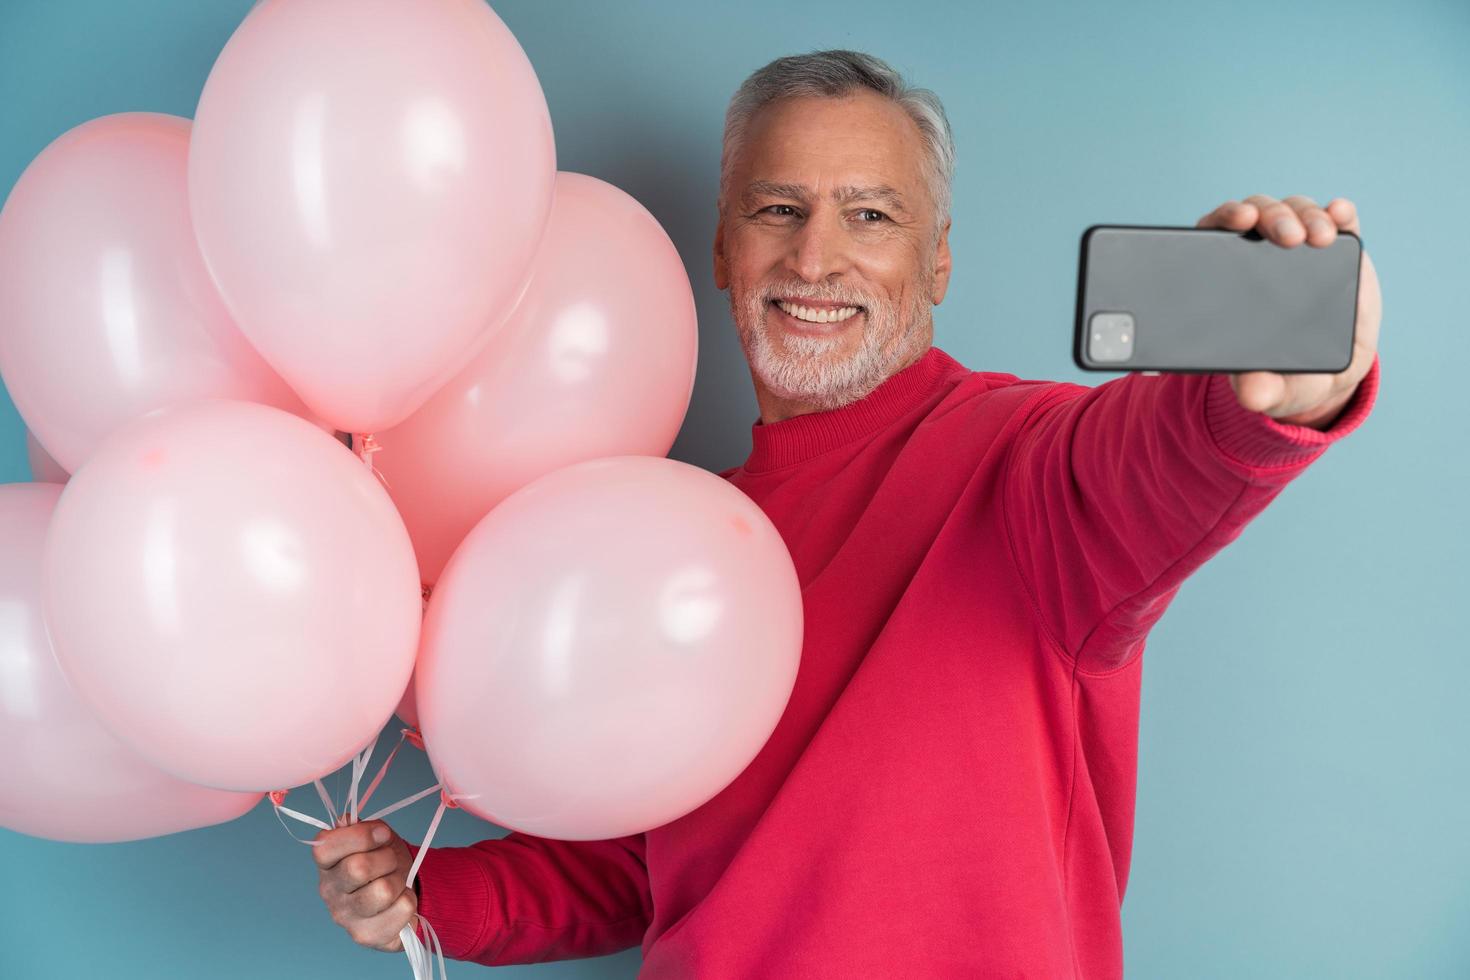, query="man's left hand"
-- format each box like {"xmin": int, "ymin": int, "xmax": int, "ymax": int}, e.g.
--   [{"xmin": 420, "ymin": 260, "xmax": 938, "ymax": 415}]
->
[{"xmin": 1195, "ymin": 194, "xmax": 1381, "ymax": 431}]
